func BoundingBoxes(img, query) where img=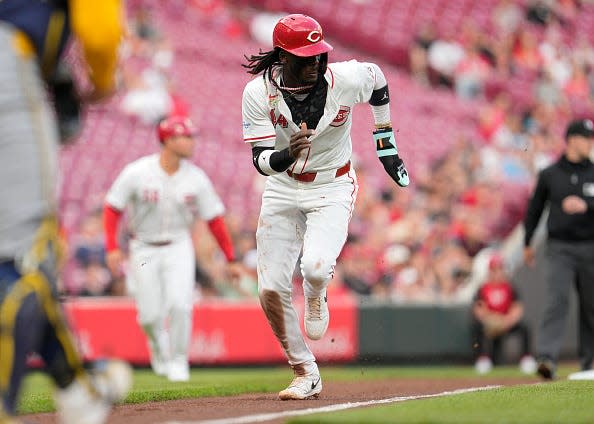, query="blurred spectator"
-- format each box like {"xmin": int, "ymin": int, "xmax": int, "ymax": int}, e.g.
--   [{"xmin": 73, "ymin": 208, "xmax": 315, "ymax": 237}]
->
[
  {"xmin": 71, "ymin": 209, "xmax": 120, "ymax": 296},
  {"xmin": 427, "ymin": 31, "xmax": 465, "ymax": 88},
  {"xmin": 534, "ymin": 68, "xmax": 567, "ymax": 108},
  {"xmin": 119, "ymin": 51, "xmax": 174, "ymax": 124},
  {"xmin": 525, "ymin": 0, "xmax": 556, "ymax": 26},
  {"xmin": 511, "ymin": 28, "xmax": 542, "ymax": 72},
  {"xmin": 472, "ymin": 254, "xmax": 537, "ymax": 374},
  {"xmin": 432, "ymin": 240, "xmax": 472, "ymax": 302},
  {"xmin": 132, "ymin": 6, "xmax": 160, "ymax": 42},
  {"xmin": 408, "ymin": 23, "xmax": 437, "ymax": 85},
  {"xmin": 338, "ymin": 235, "xmax": 381, "ymax": 296},
  {"xmin": 454, "ymin": 46, "xmax": 493, "ymax": 99},
  {"xmin": 390, "ymin": 248, "xmax": 439, "ymax": 303},
  {"xmin": 492, "ymin": 0, "xmax": 524, "ymax": 36}
]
